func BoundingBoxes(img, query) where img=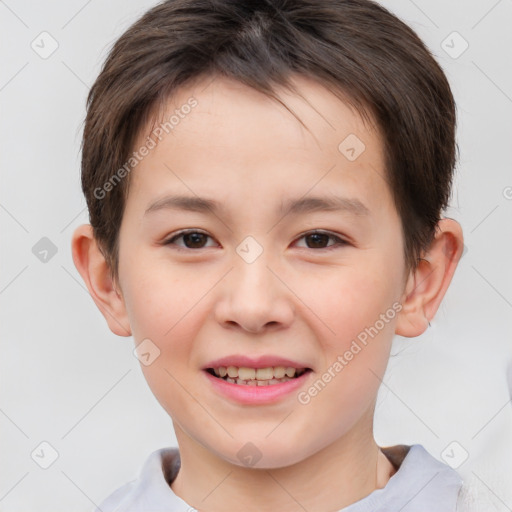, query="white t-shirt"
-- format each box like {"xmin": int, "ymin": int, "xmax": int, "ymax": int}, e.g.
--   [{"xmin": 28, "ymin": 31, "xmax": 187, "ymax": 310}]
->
[{"xmin": 93, "ymin": 444, "xmax": 475, "ymax": 511}]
